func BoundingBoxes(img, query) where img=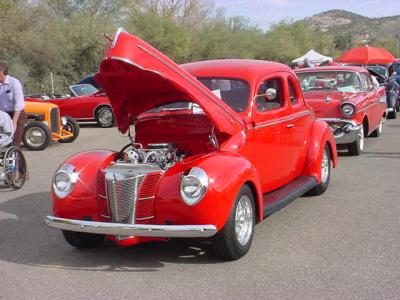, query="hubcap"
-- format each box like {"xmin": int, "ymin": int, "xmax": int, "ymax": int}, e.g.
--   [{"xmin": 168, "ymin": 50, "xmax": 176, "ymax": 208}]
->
[
  {"xmin": 359, "ymin": 126, "xmax": 364, "ymax": 151},
  {"xmin": 321, "ymin": 149, "xmax": 329, "ymax": 183},
  {"xmin": 26, "ymin": 127, "xmax": 46, "ymax": 147},
  {"xmin": 235, "ymin": 195, "xmax": 253, "ymax": 246},
  {"xmin": 98, "ymin": 109, "xmax": 113, "ymax": 126},
  {"xmin": 378, "ymin": 118, "xmax": 384, "ymax": 134}
]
